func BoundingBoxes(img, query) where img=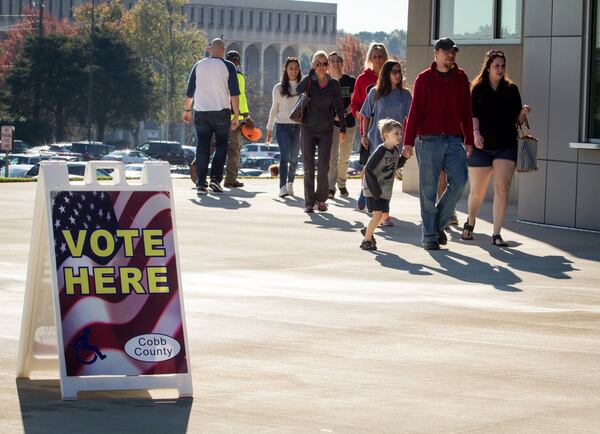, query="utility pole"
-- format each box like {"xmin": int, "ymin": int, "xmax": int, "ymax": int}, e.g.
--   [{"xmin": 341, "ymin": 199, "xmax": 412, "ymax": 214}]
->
[
  {"xmin": 32, "ymin": 0, "xmax": 44, "ymax": 119},
  {"xmin": 87, "ymin": 0, "xmax": 95, "ymax": 143}
]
